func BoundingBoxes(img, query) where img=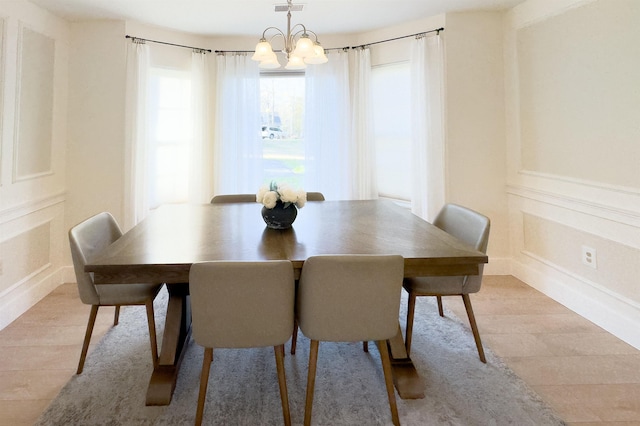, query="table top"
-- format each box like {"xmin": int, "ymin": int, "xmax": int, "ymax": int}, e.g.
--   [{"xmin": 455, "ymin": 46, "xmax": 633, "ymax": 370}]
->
[{"xmin": 85, "ymin": 199, "xmax": 488, "ymax": 284}]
